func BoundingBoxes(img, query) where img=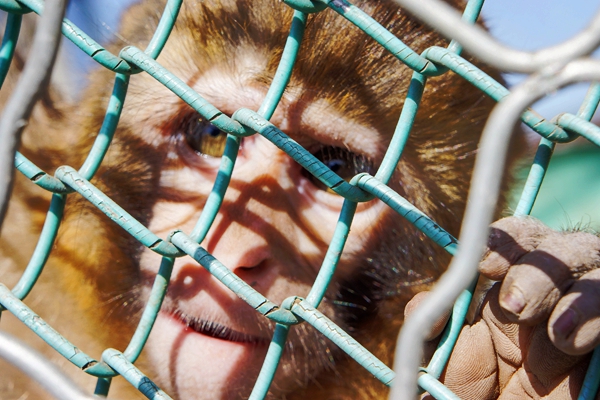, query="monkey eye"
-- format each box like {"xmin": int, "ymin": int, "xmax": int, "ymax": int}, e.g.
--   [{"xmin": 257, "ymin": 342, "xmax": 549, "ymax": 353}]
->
[
  {"xmin": 305, "ymin": 146, "xmax": 374, "ymax": 194},
  {"xmin": 183, "ymin": 115, "xmax": 228, "ymax": 158}
]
